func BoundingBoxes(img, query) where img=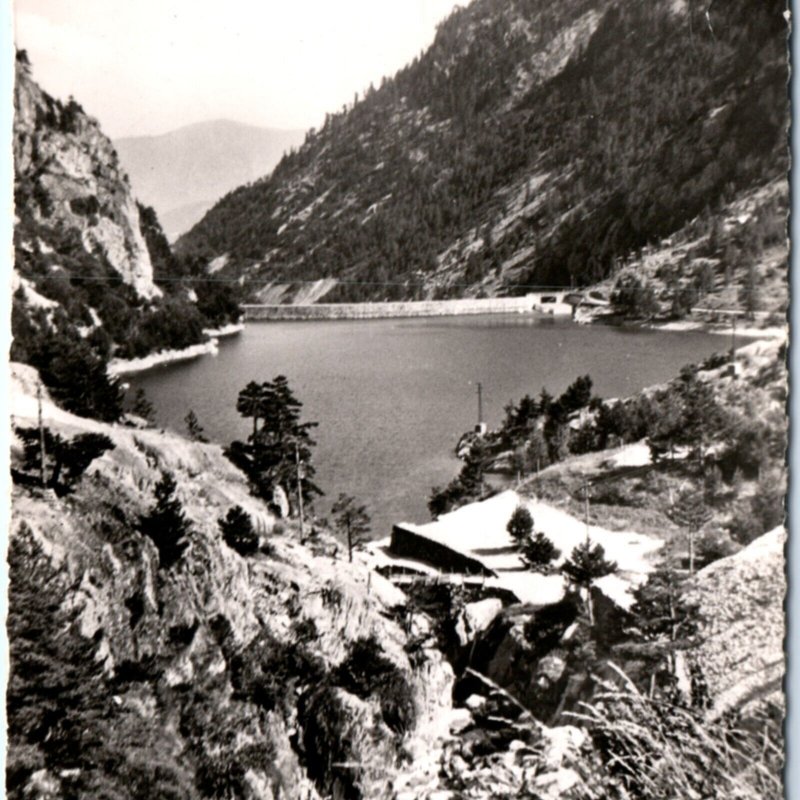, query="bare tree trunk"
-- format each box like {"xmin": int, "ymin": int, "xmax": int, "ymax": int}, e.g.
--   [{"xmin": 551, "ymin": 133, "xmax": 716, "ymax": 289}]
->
[
  {"xmin": 689, "ymin": 529, "xmax": 695, "ymax": 575},
  {"xmin": 38, "ymin": 383, "xmax": 48, "ymax": 488},
  {"xmin": 586, "ymin": 586, "xmax": 594, "ymax": 627},
  {"xmin": 347, "ymin": 522, "xmax": 353, "ymax": 563}
]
